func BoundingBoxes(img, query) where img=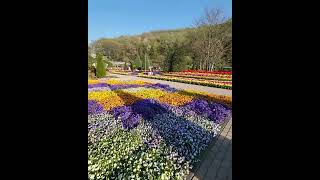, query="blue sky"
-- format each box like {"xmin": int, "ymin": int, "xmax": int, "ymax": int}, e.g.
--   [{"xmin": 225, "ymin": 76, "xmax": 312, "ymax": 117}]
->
[{"xmin": 89, "ymin": 0, "xmax": 232, "ymax": 42}]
